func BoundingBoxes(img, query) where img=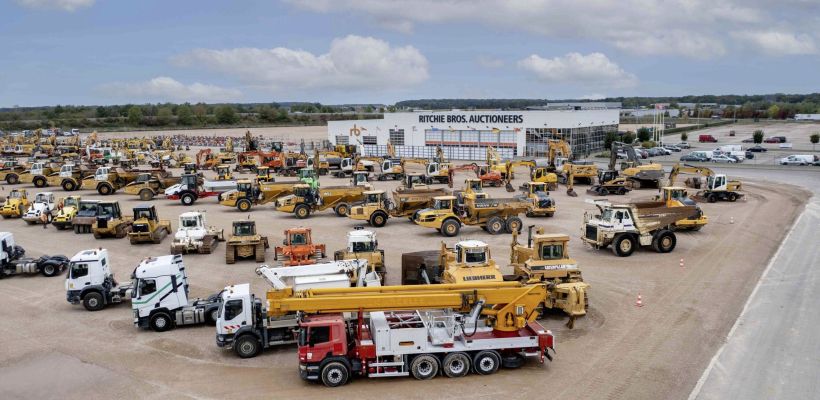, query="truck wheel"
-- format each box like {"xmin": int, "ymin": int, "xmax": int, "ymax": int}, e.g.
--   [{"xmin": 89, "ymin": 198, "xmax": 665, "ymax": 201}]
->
[
  {"xmin": 6, "ymin": 175, "xmax": 18, "ymax": 184},
  {"xmin": 237, "ymin": 199, "xmax": 252, "ymax": 212},
  {"xmin": 34, "ymin": 177, "xmax": 46, "ymax": 187},
  {"xmin": 294, "ymin": 204, "xmax": 311, "ymax": 219},
  {"xmin": 82, "ymin": 292, "xmax": 105, "ymax": 311},
  {"xmin": 181, "ymin": 193, "xmax": 195, "ymax": 206},
  {"xmin": 473, "ymin": 351, "xmax": 501, "ymax": 375},
  {"xmin": 442, "ymin": 352, "xmax": 471, "ymax": 378},
  {"xmin": 411, "ymin": 354, "xmax": 439, "ymax": 380},
  {"xmin": 501, "ymin": 354, "xmax": 524, "ymax": 369},
  {"xmin": 370, "ymin": 211, "xmax": 388, "ymax": 227},
  {"xmin": 486, "ymin": 217, "xmax": 505, "ymax": 235},
  {"xmin": 653, "ymin": 230, "xmax": 676, "ymax": 253},
  {"xmin": 139, "ymin": 189, "xmax": 154, "ymax": 201},
  {"xmin": 618, "ymin": 187, "xmax": 628, "ymax": 195},
  {"xmin": 150, "ymin": 312, "xmax": 173, "ymax": 332},
  {"xmin": 40, "ymin": 263, "xmax": 58, "ymax": 277},
  {"xmin": 441, "ymin": 219, "xmax": 460, "ymax": 237},
  {"xmin": 206, "ymin": 308, "xmax": 219, "ymax": 325},
  {"xmin": 505, "ymin": 216, "xmax": 523, "ymax": 234},
  {"xmin": 728, "ymin": 193, "xmax": 737, "ymax": 202},
  {"xmin": 234, "ymin": 335, "xmax": 261, "ymax": 358},
  {"xmin": 321, "ymin": 361, "xmax": 349, "ymax": 387},
  {"xmin": 62, "ymin": 180, "xmax": 76, "ymax": 191},
  {"xmin": 612, "ymin": 234, "xmax": 636, "ymax": 257},
  {"xmin": 334, "ymin": 203, "xmax": 349, "ymax": 217},
  {"xmin": 707, "ymin": 193, "xmax": 717, "ymax": 203},
  {"xmin": 98, "ymin": 183, "xmax": 112, "ymax": 195}
]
